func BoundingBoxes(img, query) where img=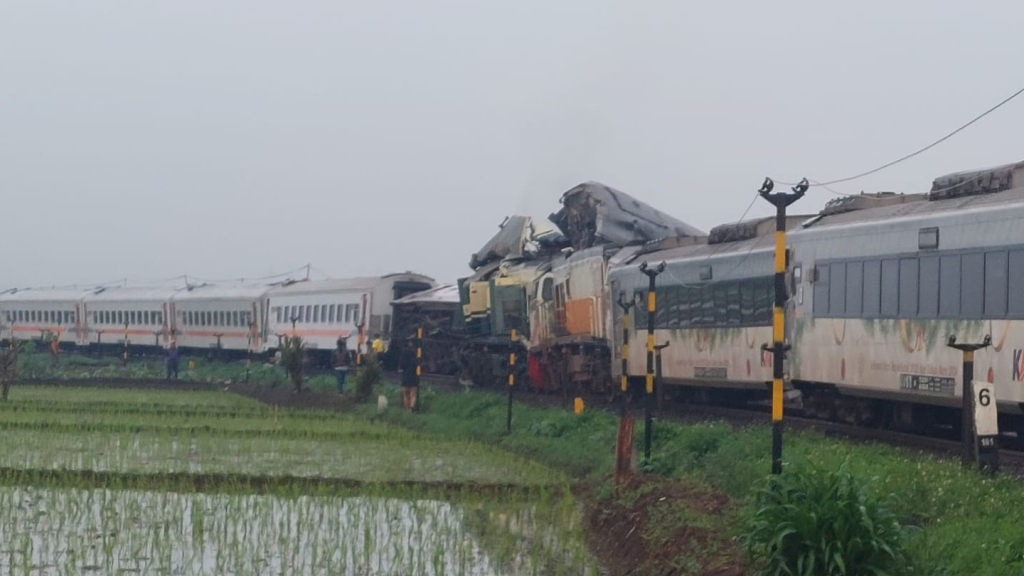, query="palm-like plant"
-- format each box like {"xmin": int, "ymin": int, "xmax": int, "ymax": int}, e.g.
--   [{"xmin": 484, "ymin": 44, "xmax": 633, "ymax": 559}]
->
[
  {"xmin": 278, "ymin": 335, "xmax": 305, "ymax": 392},
  {"xmin": 0, "ymin": 337, "xmax": 19, "ymax": 401}
]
